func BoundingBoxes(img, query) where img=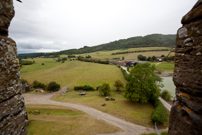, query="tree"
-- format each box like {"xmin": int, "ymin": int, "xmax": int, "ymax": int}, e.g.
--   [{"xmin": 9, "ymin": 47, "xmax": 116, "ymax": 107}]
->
[
  {"xmin": 99, "ymin": 82, "xmax": 111, "ymax": 96},
  {"xmin": 32, "ymin": 80, "xmax": 47, "ymax": 90},
  {"xmin": 147, "ymin": 56, "xmax": 151, "ymax": 61},
  {"xmin": 152, "ymin": 56, "xmax": 156, "ymax": 61},
  {"xmin": 161, "ymin": 90, "xmax": 172, "ymax": 101},
  {"xmin": 127, "ymin": 66, "xmax": 130, "ymax": 72},
  {"xmin": 122, "ymin": 56, "xmax": 125, "ymax": 60},
  {"xmin": 138, "ymin": 55, "xmax": 147, "ymax": 61},
  {"xmin": 114, "ymin": 80, "xmax": 124, "ymax": 91},
  {"xmin": 124, "ymin": 63, "xmax": 163, "ymax": 103},
  {"xmin": 47, "ymin": 81, "xmax": 60, "ymax": 92},
  {"xmin": 161, "ymin": 55, "xmax": 165, "ymax": 57}
]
